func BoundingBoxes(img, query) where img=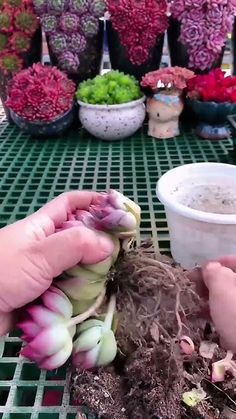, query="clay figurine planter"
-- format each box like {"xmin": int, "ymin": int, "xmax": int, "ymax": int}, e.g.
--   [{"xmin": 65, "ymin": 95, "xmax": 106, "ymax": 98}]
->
[{"xmin": 147, "ymin": 93, "xmax": 184, "ymax": 139}]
